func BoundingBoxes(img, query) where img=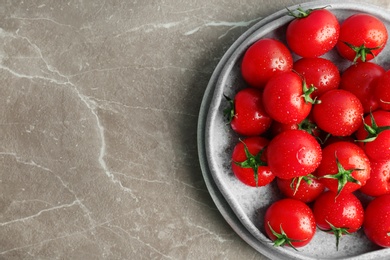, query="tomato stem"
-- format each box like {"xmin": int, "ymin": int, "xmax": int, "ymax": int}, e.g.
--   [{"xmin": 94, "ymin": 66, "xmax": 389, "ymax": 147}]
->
[
  {"xmin": 293, "ymin": 70, "xmax": 321, "ymax": 105},
  {"xmin": 223, "ymin": 94, "xmax": 235, "ymax": 124},
  {"xmin": 380, "ymin": 98, "xmax": 390, "ymax": 105},
  {"xmin": 320, "ymin": 154, "xmax": 362, "ymax": 196},
  {"xmin": 302, "ymin": 83, "xmax": 321, "ymax": 104},
  {"xmin": 343, "ymin": 41, "xmax": 382, "ymax": 62},
  {"xmin": 290, "ymin": 174, "xmax": 316, "ymax": 195},
  {"xmin": 267, "ymin": 222, "xmax": 301, "ymax": 251},
  {"xmin": 319, "ymin": 132, "xmax": 331, "ymax": 145},
  {"xmin": 318, "ymin": 220, "xmax": 351, "ymax": 251},
  {"xmin": 233, "ymin": 139, "xmax": 267, "ymax": 187},
  {"xmin": 357, "ymin": 112, "xmax": 390, "ymax": 143},
  {"xmin": 286, "ymin": 5, "xmax": 331, "ymax": 19},
  {"xmin": 298, "ymin": 117, "xmax": 318, "ymax": 136}
]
